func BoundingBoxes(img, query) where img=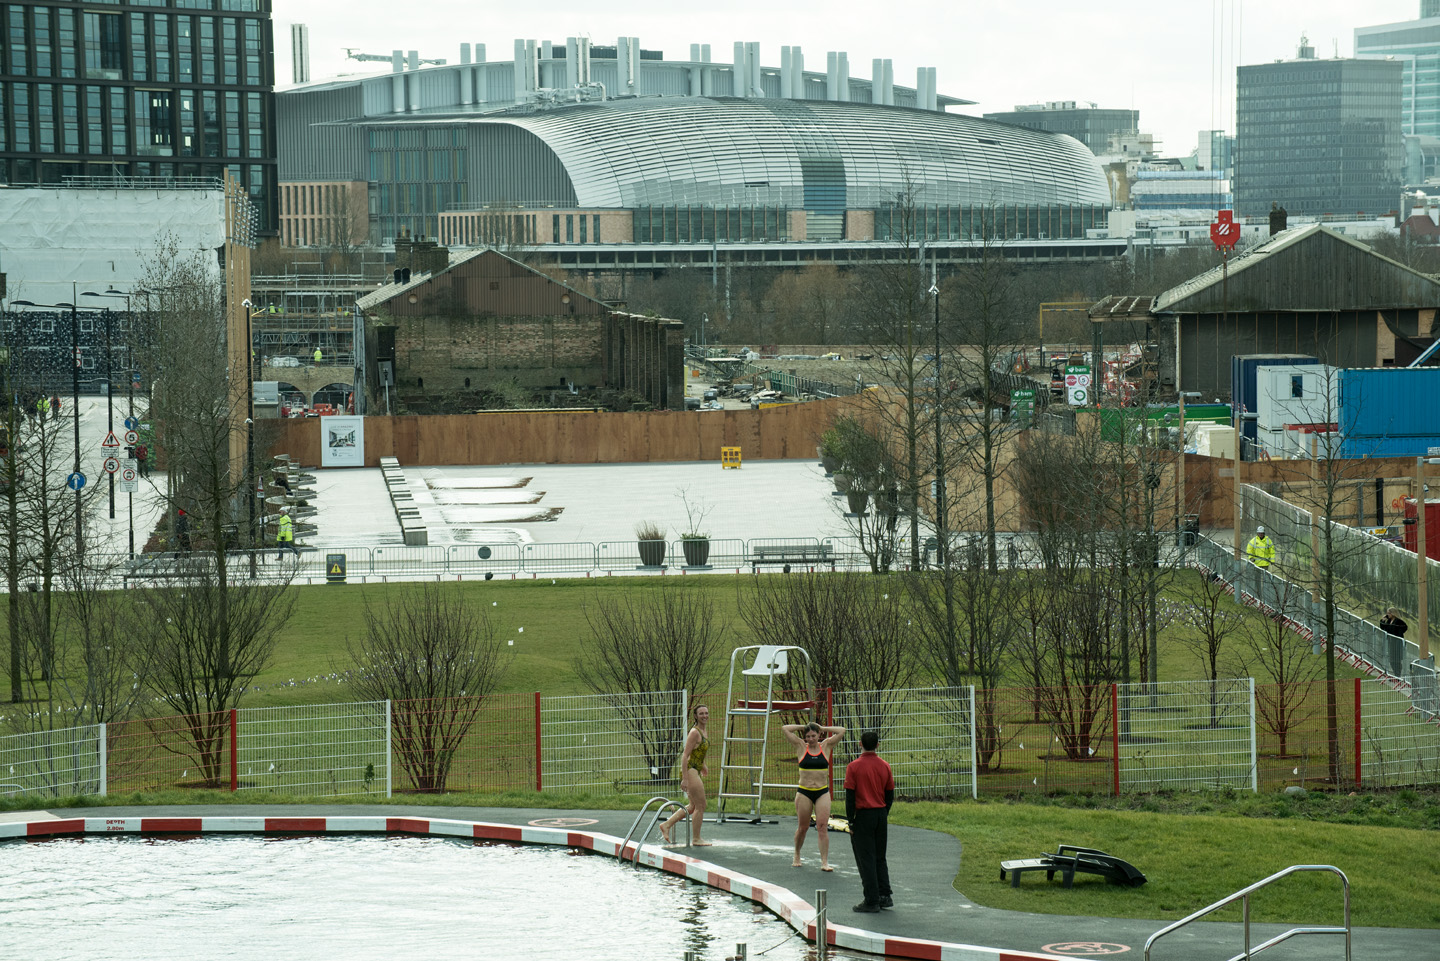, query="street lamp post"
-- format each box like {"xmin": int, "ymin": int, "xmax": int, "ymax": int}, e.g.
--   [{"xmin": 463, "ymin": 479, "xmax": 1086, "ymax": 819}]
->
[{"xmin": 84, "ymin": 289, "xmax": 137, "ymax": 552}]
